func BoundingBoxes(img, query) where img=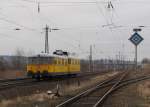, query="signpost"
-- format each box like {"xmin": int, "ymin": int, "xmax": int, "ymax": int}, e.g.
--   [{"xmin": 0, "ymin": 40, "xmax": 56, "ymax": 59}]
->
[{"xmin": 129, "ymin": 29, "xmax": 144, "ymax": 70}]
